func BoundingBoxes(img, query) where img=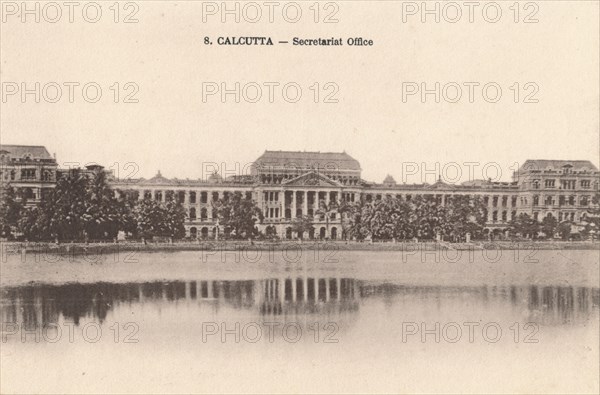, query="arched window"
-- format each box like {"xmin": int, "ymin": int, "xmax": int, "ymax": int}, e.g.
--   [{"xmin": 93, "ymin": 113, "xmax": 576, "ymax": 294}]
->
[{"xmin": 189, "ymin": 208, "xmax": 196, "ymax": 220}]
